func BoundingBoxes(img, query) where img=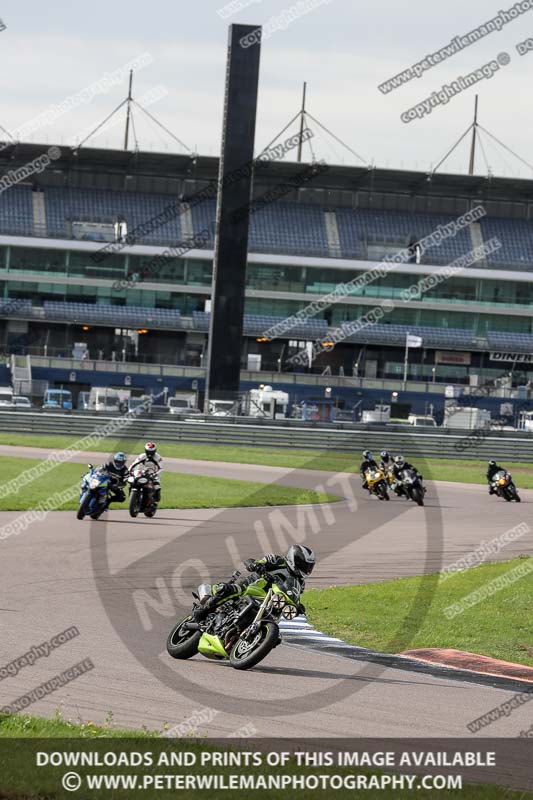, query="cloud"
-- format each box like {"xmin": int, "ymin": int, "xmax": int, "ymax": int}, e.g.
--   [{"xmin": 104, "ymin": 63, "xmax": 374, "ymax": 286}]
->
[{"xmin": 0, "ymin": 0, "xmax": 530, "ymax": 175}]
